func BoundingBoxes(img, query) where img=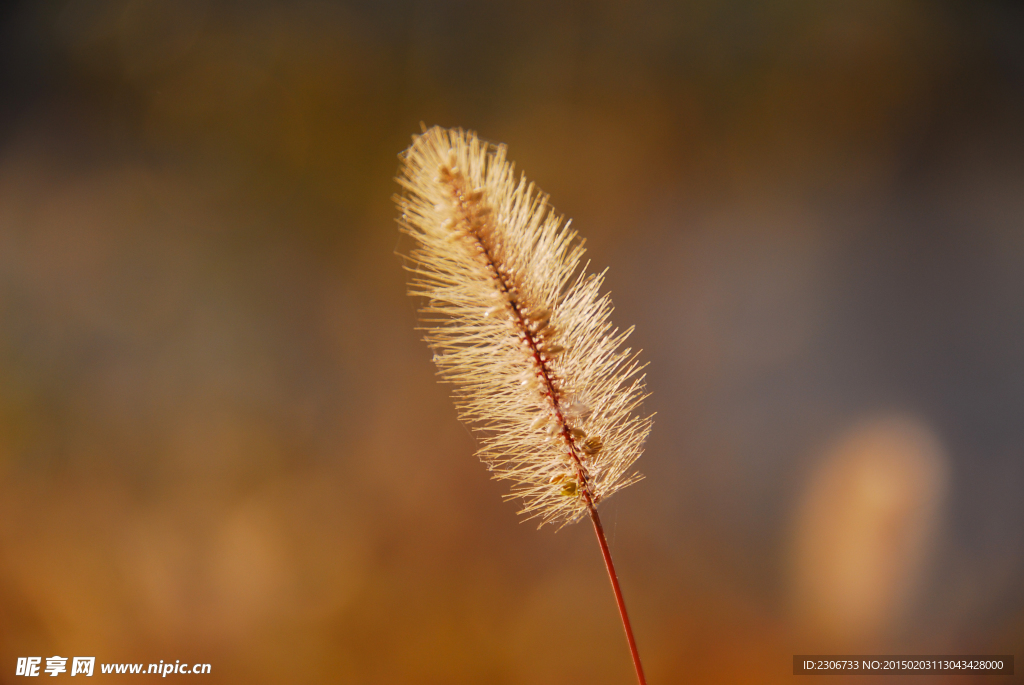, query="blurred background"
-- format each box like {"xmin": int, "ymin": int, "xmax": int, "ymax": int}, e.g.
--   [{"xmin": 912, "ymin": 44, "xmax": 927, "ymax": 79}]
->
[{"xmin": 1, "ymin": 0, "xmax": 1023, "ymax": 683}]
